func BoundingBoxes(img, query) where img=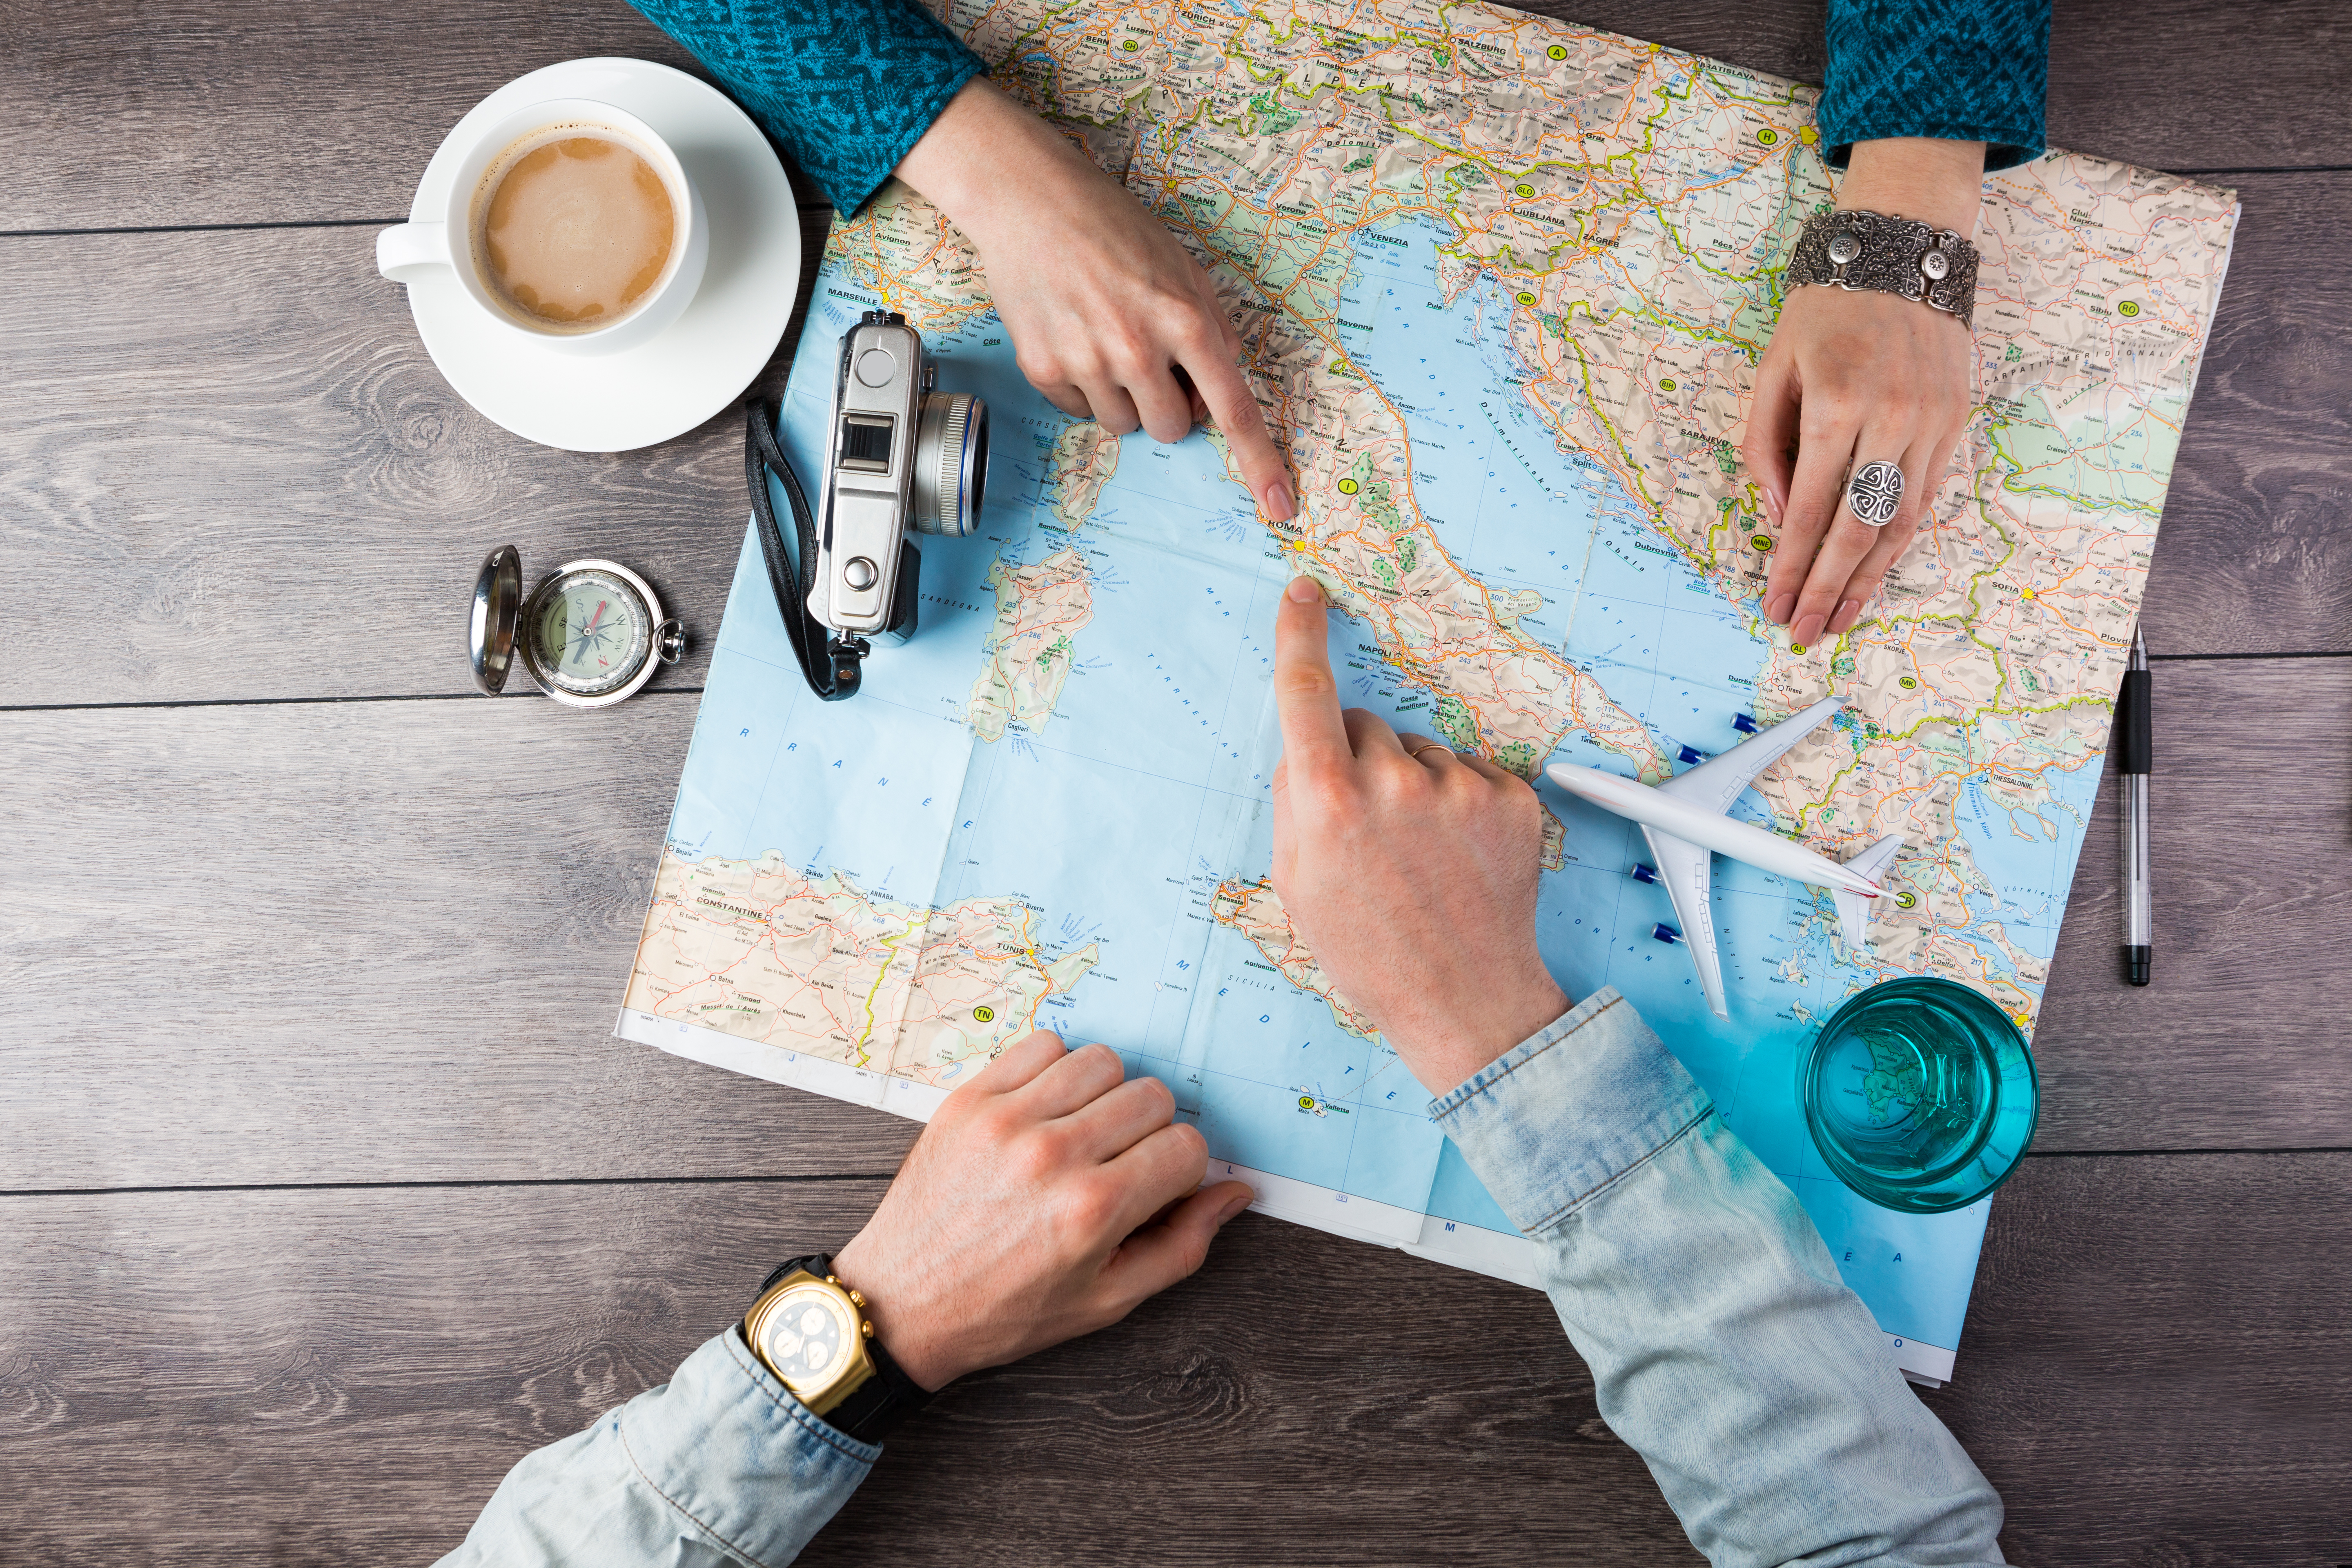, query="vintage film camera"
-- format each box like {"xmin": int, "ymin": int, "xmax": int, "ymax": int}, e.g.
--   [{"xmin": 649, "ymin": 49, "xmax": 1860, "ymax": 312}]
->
[
  {"xmin": 746, "ymin": 310, "xmax": 989, "ymax": 699},
  {"xmin": 812, "ymin": 310, "xmax": 990, "ymax": 635}
]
